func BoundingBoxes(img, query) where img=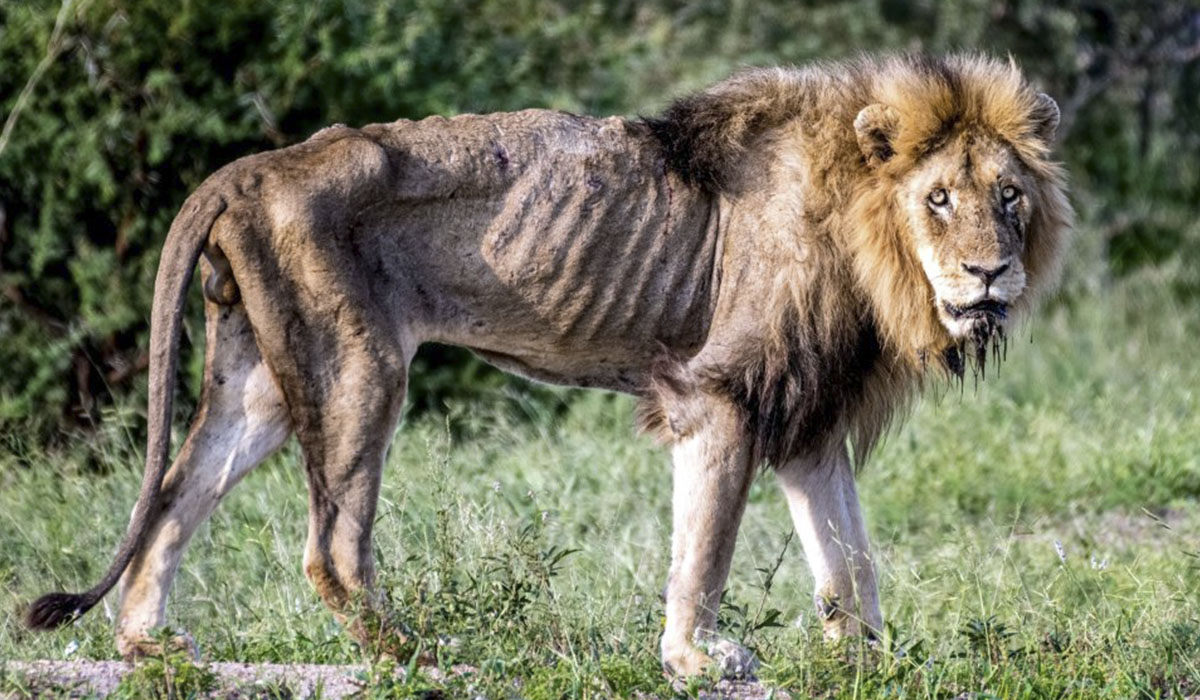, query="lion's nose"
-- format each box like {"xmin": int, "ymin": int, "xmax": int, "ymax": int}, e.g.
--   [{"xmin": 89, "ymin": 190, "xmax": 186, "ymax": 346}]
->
[{"xmin": 962, "ymin": 262, "xmax": 1010, "ymax": 287}]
